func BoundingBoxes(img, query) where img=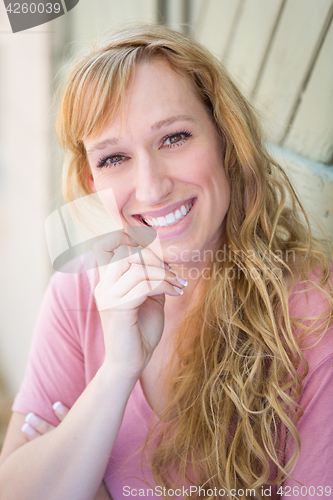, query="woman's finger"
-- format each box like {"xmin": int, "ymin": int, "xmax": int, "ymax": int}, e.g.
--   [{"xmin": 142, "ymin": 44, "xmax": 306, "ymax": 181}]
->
[
  {"xmin": 93, "ymin": 231, "xmax": 139, "ymax": 269},
  {"xmin": 100, "ymin": 245, "xmax": 170, "ymax": 288},
  {"xmin": 96, "ymin": 262, "xmax": 186, "ymax": 311},
  {"xmin": 115, "ymin": 264, "xmax": 187, "ymax": 298},
  {"xmin": 52, "ymin": 401, "xmax": 70, "ymax": 422},
  {"xmin": 21, "ymin": 403, "xmax": 69, "ymax": 443},
  {"xmin": 24, "ymin": 412, "xmax": 56, "ymax": 434},
  {"xmin": 21, "ymin": 412, "xmax": 56, "ymax": 440},
  {"xmin": 100, "ymin": 276, "xmax": 184, "ymax": 312},
  {"xmin": 21, "ymin": 423, "xmax": 42, "ymax": 441}
]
